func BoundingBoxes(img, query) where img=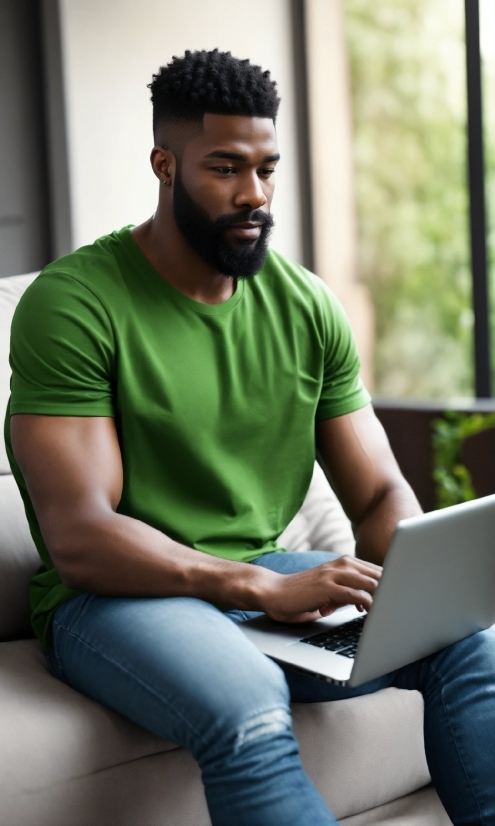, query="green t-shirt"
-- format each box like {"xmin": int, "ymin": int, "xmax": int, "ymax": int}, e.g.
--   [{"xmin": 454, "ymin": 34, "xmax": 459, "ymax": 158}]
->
[{"xmin": 5, "ymin": 227, "xmax": 370, "ymax": 646}]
